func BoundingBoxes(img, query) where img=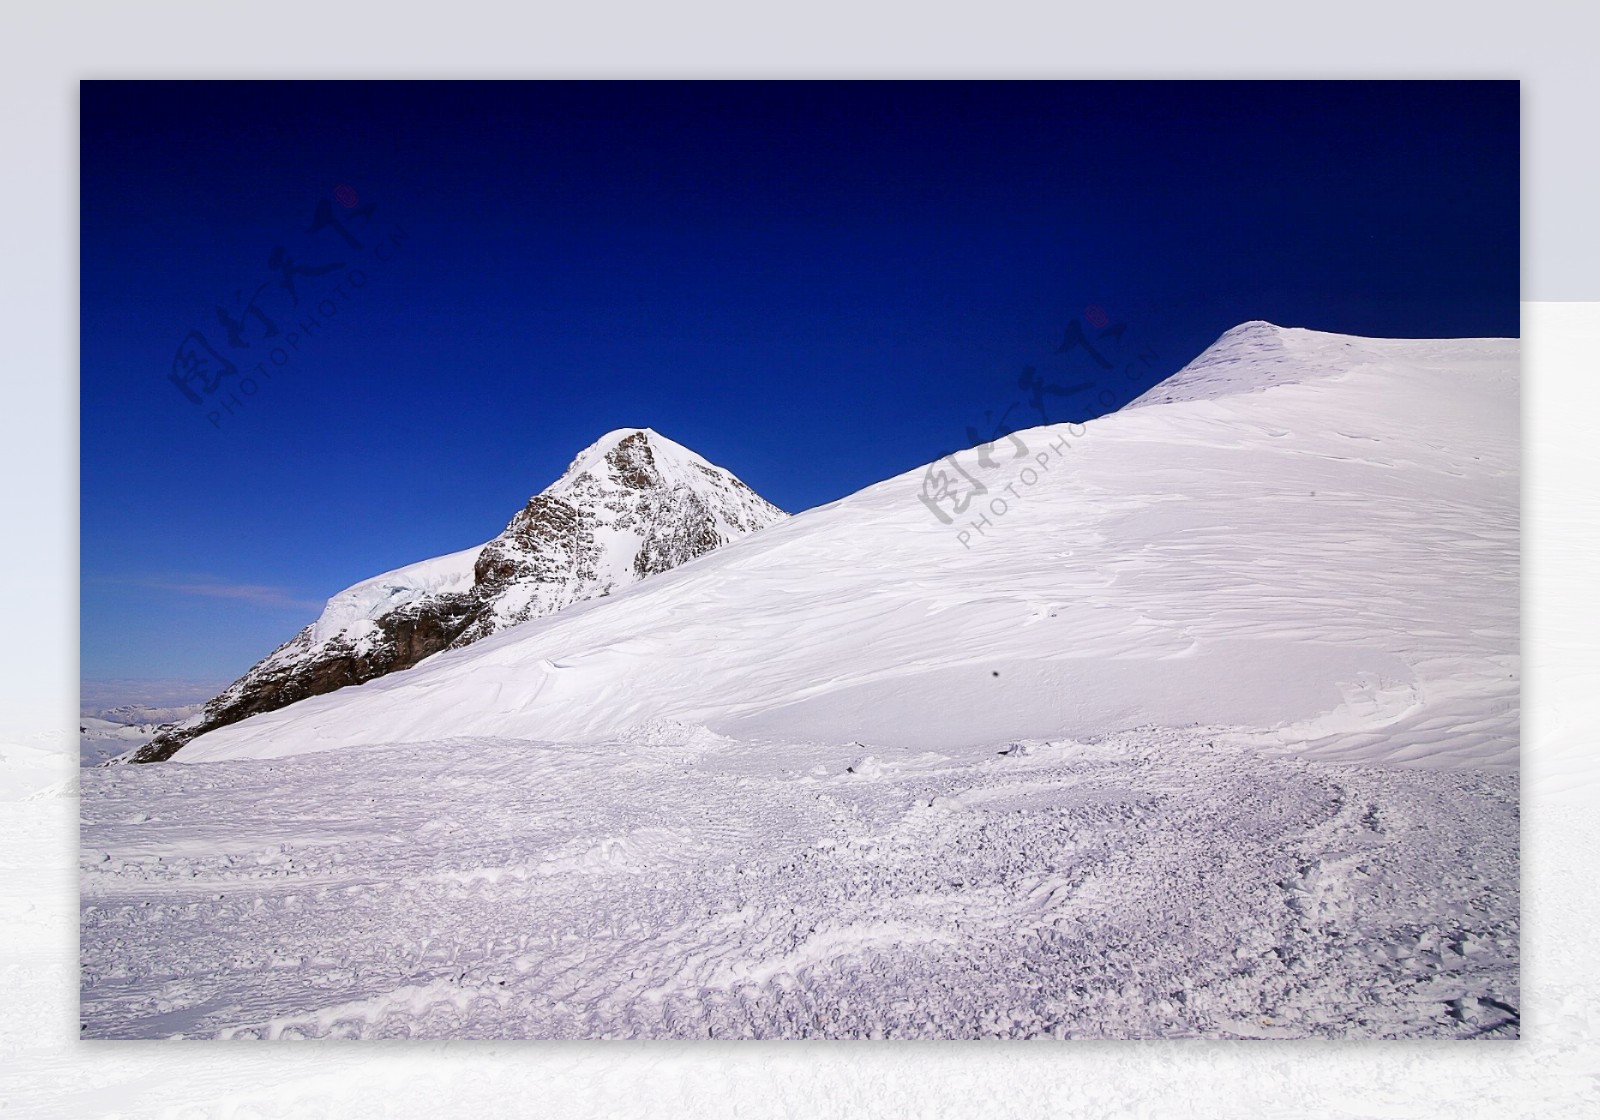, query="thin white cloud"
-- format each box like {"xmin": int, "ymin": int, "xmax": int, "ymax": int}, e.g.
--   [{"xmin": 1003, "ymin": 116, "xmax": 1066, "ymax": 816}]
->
[{"xmin": 107, "ymin": 576, "xmax": 324, "ymax": 612}]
